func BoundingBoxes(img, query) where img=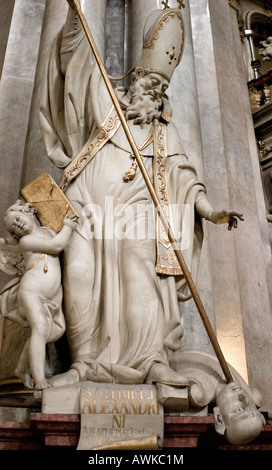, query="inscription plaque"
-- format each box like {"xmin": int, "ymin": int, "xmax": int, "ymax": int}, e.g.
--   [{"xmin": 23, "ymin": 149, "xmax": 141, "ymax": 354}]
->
[{"xmin": 77, "ymin": 382, "xmax": 164, "ymax": 450}]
